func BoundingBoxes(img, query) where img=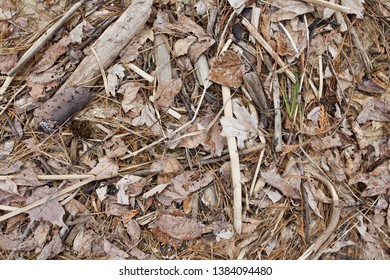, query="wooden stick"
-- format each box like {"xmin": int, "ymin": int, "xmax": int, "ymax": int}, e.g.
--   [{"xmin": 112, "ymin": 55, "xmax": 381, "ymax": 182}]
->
[
  {"xmin": 0, "ymin": 177, "xmax": 95, "ymax": 222},
  {"xmin": 222, "ymin": 86, "xmax": 242, "ymax": 234},
  {"xmin": 301, "ymin": 0, "xmax": 351, "ymax": 14},
  {"xmin": 0, "ymin": 174, "xmax": 95, "ymax": 181},
  {"xmin": 127, "ymin": 63, "xmax": 154, "ymax": 83},
  {"xmin": 0, "ymin": 0, "xmax": 88, "ymax": 96},
  {"xmin": 241, "ymin": 18, "xmax": 296, "ymax": 83},
  {"xmin": 273, "ymin": 74, "xmax": 283, "ymax": 152}
]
